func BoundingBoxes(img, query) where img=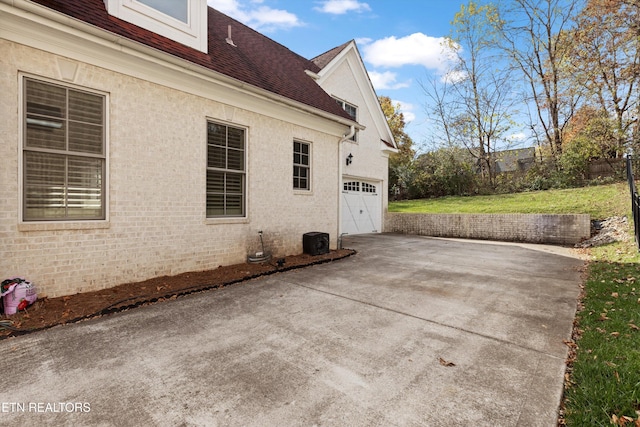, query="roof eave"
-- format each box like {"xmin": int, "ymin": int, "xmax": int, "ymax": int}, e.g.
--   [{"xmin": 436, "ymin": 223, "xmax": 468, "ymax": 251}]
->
[{"xmin": 2, "ymin": 0, "xmax": 361, "ymax": 129}]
